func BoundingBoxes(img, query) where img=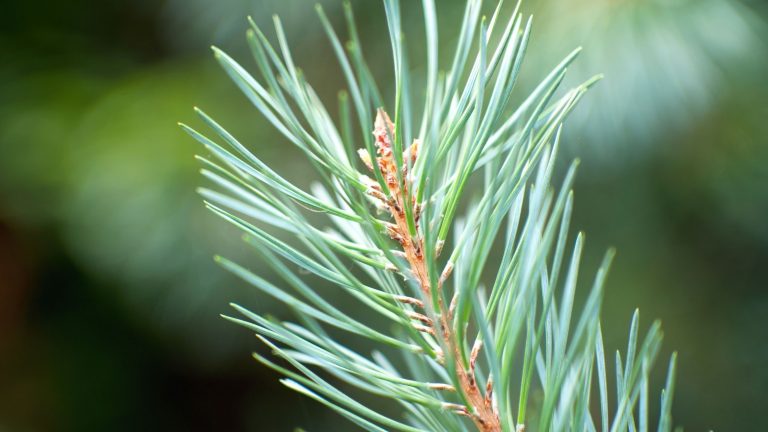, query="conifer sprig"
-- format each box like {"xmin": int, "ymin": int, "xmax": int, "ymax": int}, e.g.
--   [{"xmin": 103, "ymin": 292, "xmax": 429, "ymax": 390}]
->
[{"xmin": 181, "ymin": 1, "xmax": 677, "ymax": 431}]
